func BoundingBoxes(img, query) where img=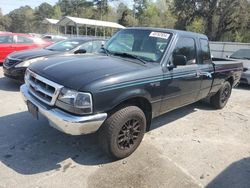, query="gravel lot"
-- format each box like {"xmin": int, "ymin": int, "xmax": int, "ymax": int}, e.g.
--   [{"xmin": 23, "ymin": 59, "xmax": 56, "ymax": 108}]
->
[{"xmin": 0, "ymin": 67, "xmax": 250, "ymax": 188}]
